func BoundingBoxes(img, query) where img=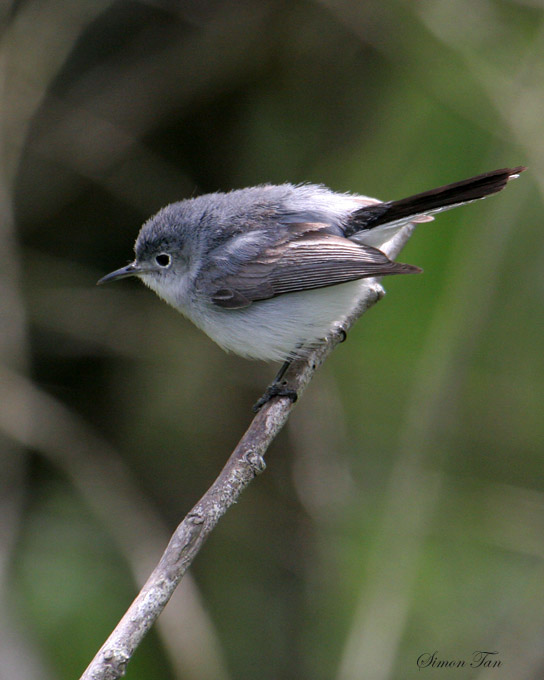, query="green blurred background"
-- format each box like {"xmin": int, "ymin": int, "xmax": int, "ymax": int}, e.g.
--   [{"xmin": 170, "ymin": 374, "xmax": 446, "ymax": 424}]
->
[{"xmin": 1, "ymin": 1, "xmax": 543, "ymax": 679}]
